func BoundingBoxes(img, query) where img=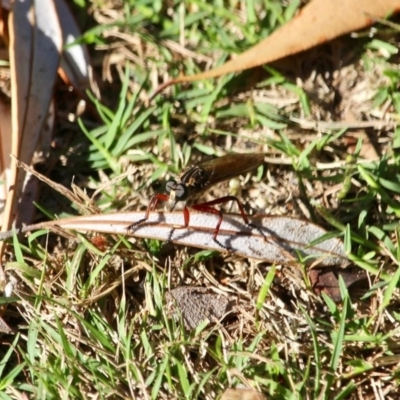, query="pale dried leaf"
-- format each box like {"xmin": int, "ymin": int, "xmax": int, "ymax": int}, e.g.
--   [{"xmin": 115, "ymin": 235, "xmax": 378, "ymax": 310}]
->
[
  {"xmin": 59, "ymin": 212, "xmax": 349, "ymax": 267},
  {"xmin": 0, "ymin": 211, "xmax": 349, "ymax": 267},
  {"xmin": 4, "ymin": 0, "xmax": 62, "ymax": 229}
]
